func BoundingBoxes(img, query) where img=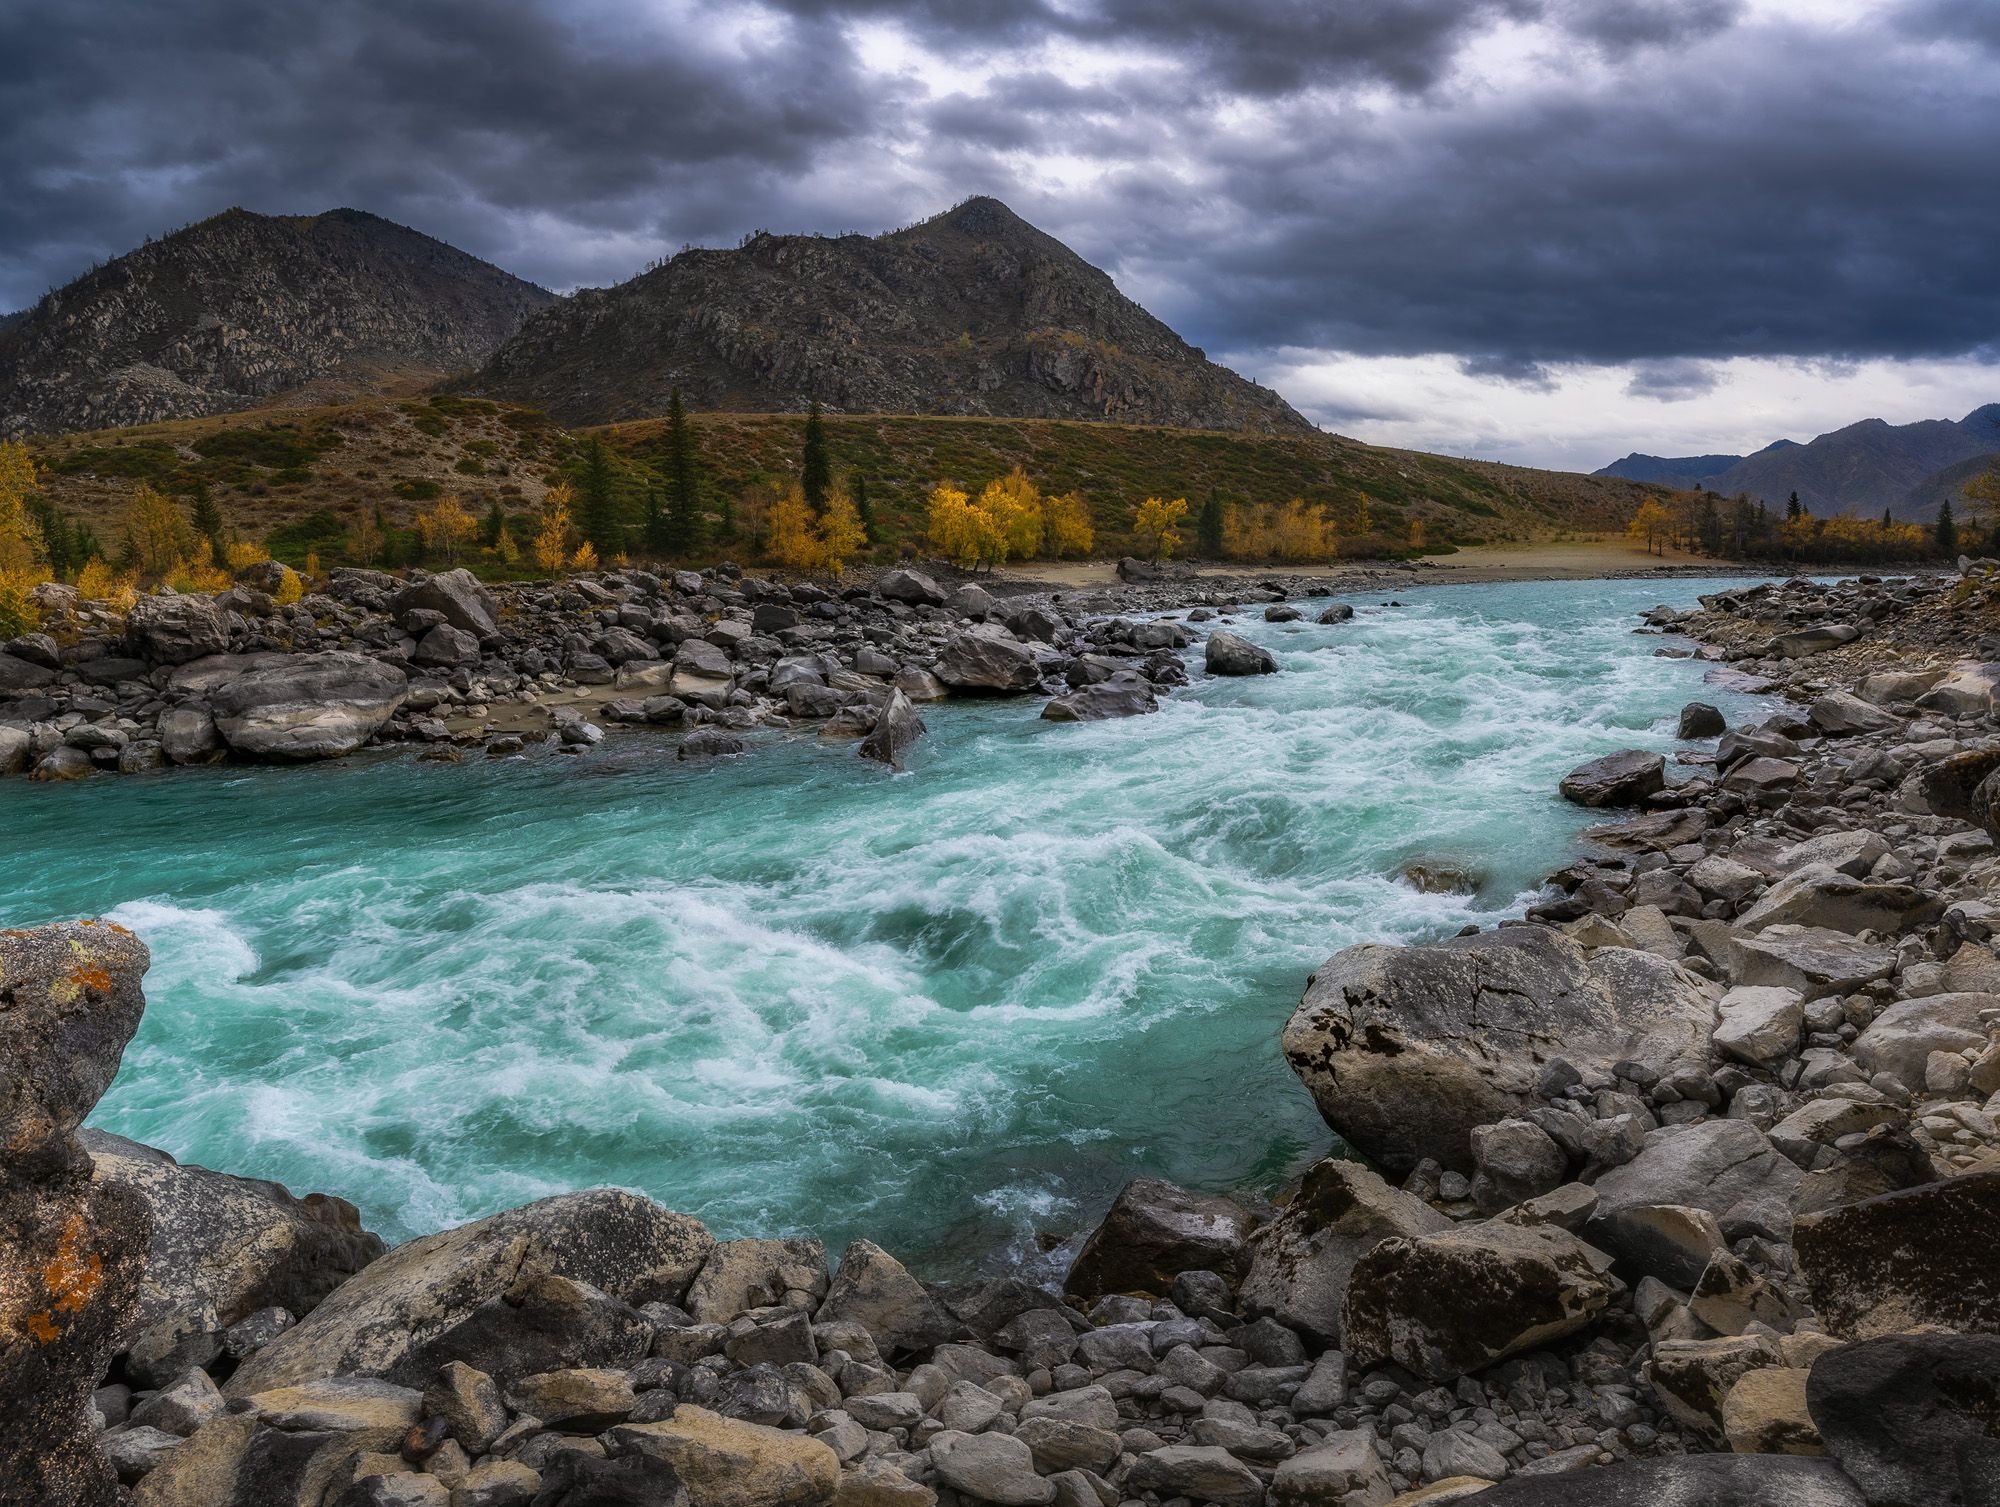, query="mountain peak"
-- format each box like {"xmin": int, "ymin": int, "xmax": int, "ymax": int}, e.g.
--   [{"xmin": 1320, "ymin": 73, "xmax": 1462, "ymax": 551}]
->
[{"xmin": 471, "ymin": 200, "xmax": 1309, "ymax": 433}]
